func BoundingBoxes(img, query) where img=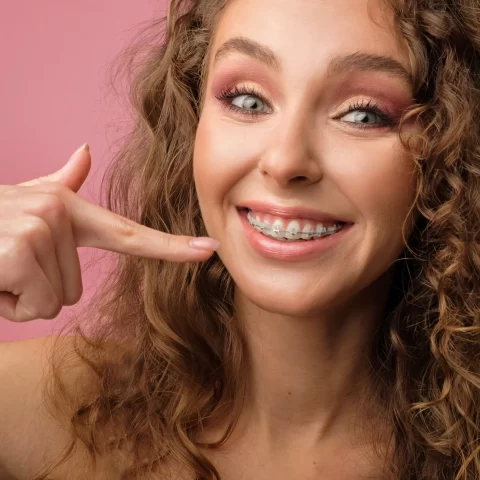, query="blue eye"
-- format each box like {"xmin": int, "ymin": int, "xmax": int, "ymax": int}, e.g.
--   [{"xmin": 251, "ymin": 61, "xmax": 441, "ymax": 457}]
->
[
  {"xmin": 337, "ymin": 100, "xmax": 396, "ymax": 129},
  {"xmin": 231, "ymin": 94, "xmax": 266, "ymax": 113},
  {"xmin": 341, "ymin": 110, "xmax": 383, "ymax": 125},
  {"xmin": 216, "ymin": 87, "xmax": 396, "ymax": 128},
  {"xmin": 216, "ymin": 86, "xmax": 271, "ymax": 117}
]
